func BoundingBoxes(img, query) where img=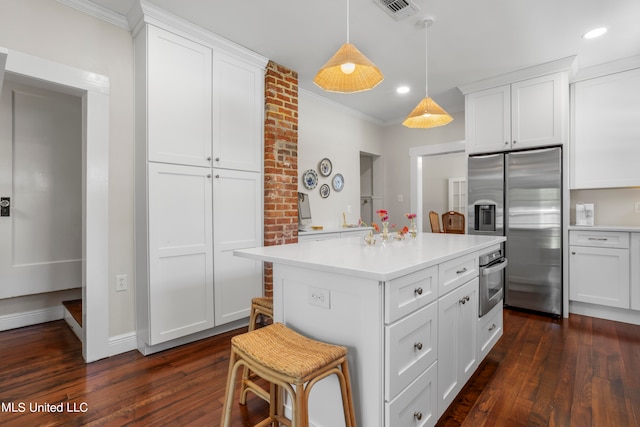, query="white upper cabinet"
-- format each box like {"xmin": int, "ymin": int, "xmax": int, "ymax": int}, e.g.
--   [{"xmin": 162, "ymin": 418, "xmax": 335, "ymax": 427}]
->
[
  {"xmin": 465, "ymin": 72, "xmax": 568, "ymax": 154},
  {"xmin": 212, "ymin": 53, "xmax": 264, "ymax": 172},
  {"xmin": 570, "ymin": 67, "xmax": 640, "ymax": 189},
  {"xmin": 145, "ymin": 25, "xmax": 213, "ymax": 167}
]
